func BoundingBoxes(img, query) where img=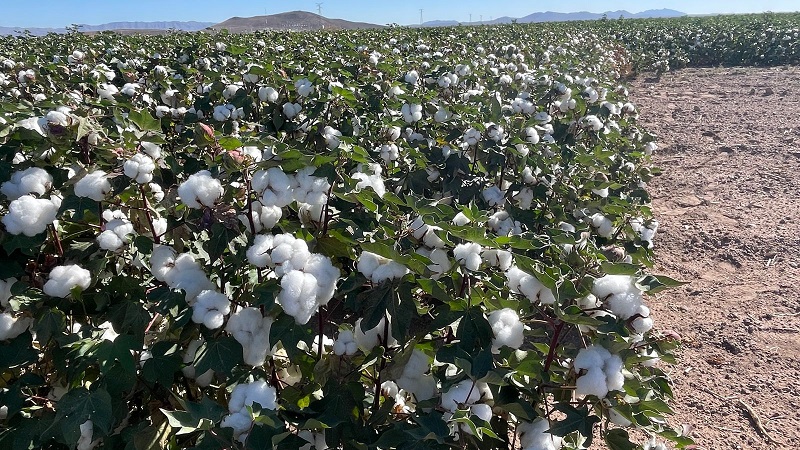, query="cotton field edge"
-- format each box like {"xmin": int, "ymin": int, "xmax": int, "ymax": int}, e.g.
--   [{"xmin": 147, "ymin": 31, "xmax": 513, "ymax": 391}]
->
[{"xmin": 1, "ymin": 13, "xmax": 798, "ymax": 450}]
